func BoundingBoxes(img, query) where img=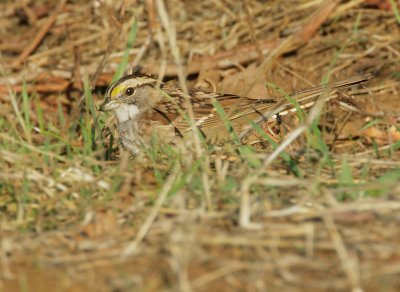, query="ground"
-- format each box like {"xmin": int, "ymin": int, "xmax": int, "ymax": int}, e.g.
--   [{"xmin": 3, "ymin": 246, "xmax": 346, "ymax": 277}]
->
[{"xmin": 1, "ymin": 0, "xmax": 400, "ymax": 291}]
